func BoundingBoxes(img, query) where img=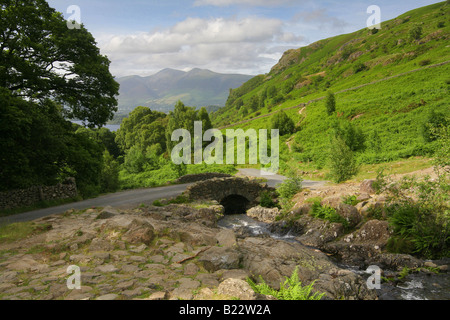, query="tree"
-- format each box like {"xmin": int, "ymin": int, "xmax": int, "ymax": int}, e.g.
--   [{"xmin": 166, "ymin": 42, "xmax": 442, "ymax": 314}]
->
[
  {"xmin": 420, "ymin": 109, "xmax": 448, "ymax": 143},
  {"xmin": 329, "ymin": 136, "xmax": 359, "ymax": 183},
  {"xmin": 248, "ymin": 95, "xmax": 259, "ymax": 112},
  {"xmin": 333, "ymin": 120, "xmax": 365, "ymax": 152},
  {"xmin": 115, "ymin": 106, "xmax": 167, "ymax": 152},
  {"xmin": 0, "ymin": 0, "xmax": 119, "ymax": 127},
  {"xmin": 271, "ymin": 111, "xmax": 295, "ymax": 136},
  {"xmin": 325, "ymin": 92, "xmax": 336, "ymax": 116},
  {"xmin": 99, "ymin": 150, "xmax": 120, "ymax": 193},
  {"xmin": 409, "ymin": 24, "xmax": 423, "ymax": 41},
  {"xmin": 165, "ymin": 101, "xmax": 198, "ymax": 152}
]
